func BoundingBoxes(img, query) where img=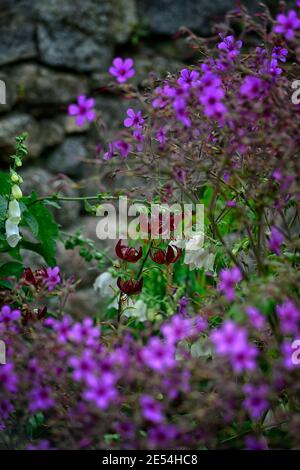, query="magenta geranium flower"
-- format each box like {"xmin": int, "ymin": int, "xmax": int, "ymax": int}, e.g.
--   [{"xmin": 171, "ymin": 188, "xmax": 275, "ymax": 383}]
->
[
  {"xmin": 109, "ymin": 57, "xmax": 135, "ymax": 83},
  {"xmin": 140, "ymin": 395, "xmax": 165, "ymax": 423},
  {"xmin": 68, "ymin": 95, "xmax": 96, "ymax": 127},
  {"xmin": 274, "ymin": 10, "xmax": 300, "ymax": 40},
  {"xmin": 0, "ymin": 305, "xmax": 21, "ymax": 324},
  {"xmin": 114, "ymin": 139, "xmax": 132, "ymax": 158},
  {"xmin": 277, "ymin": 299, "xmax": 300, "ymax": 334},
  {"xmin": 268, "ymin": 226, "xmax": 284, "ymax": 256},
  {"xmin": 177, "ymin": 68, "xmax": 199, "ymax": 89},
  {"xmin": 44, "ymin": 266, "xmax": 61, "ymax": 292},
  {"xmin": 124, "ymin": 108, "xmax": 144, "ymax": 128},
  {"xmin": 218, "ymin": 266, "xmax": 242, "ymax": 301},
  {"xmin": 243, "ymin": 383, "xmax": 269, "ymax": 420},
  {"xmin": 218, "ymin": 35, "xmax": 243, "ymax": 60},
  {"xmin": 240, "ymin": 76, "xmax": 265, "ymax": 100}
]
